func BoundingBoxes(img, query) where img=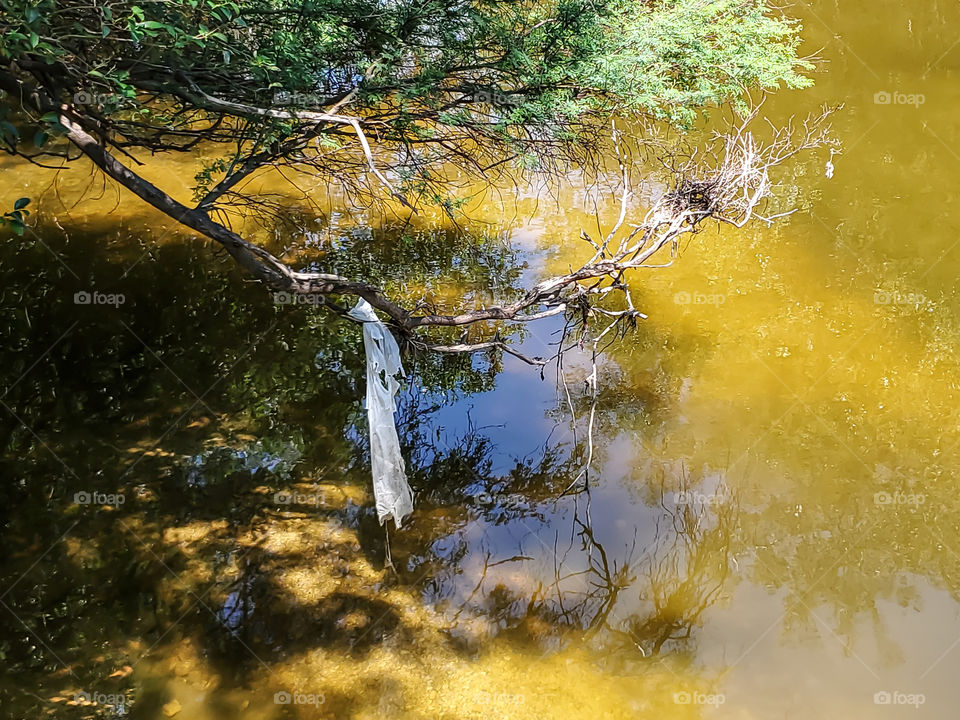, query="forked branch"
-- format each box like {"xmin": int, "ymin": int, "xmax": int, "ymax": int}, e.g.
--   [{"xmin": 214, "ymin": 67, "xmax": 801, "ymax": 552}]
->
[{"xmin": 0, "ymin": 64, "xmax": 836, "ymax": 360}]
